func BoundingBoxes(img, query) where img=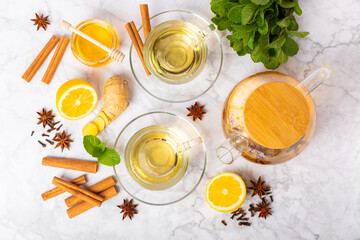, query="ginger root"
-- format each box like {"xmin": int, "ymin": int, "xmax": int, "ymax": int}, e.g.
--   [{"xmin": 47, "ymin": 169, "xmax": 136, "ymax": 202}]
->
[
  {"xmin": 83, "ymin": 123, "xmax": 98, "ymax": 136},
  {"xmin": 83, "ymin": 76, "xmax": 129, "ymax": 136}
]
